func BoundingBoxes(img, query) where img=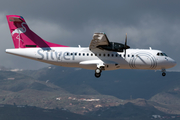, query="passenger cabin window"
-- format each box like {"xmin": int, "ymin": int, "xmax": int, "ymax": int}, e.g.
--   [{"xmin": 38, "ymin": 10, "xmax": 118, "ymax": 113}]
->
[
  {"xmin": 91, "ymin": 53, "xmax": 93, "ymax": 56},
  {"xmin": 87, "ymin": 53, "xmax": 89, "ymax": 56},
  {"xmin": 83, "ymin": 53, "xmax": 85, "ymax": 56},
  {"xmin": 79, "ymin": 53, "xmax": 81, "ymax": 56}
]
